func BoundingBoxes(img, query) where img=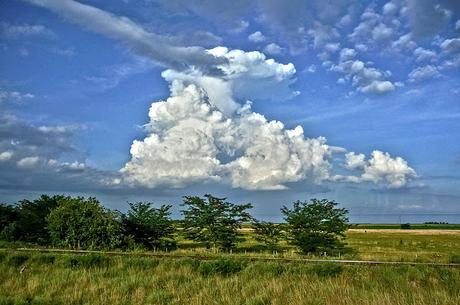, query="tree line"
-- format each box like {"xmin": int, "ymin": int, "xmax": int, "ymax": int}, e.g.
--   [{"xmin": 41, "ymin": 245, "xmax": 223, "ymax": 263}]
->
[{"xmin": 0, "ymin": 194, "xmax": 349, "ymax": 255}]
